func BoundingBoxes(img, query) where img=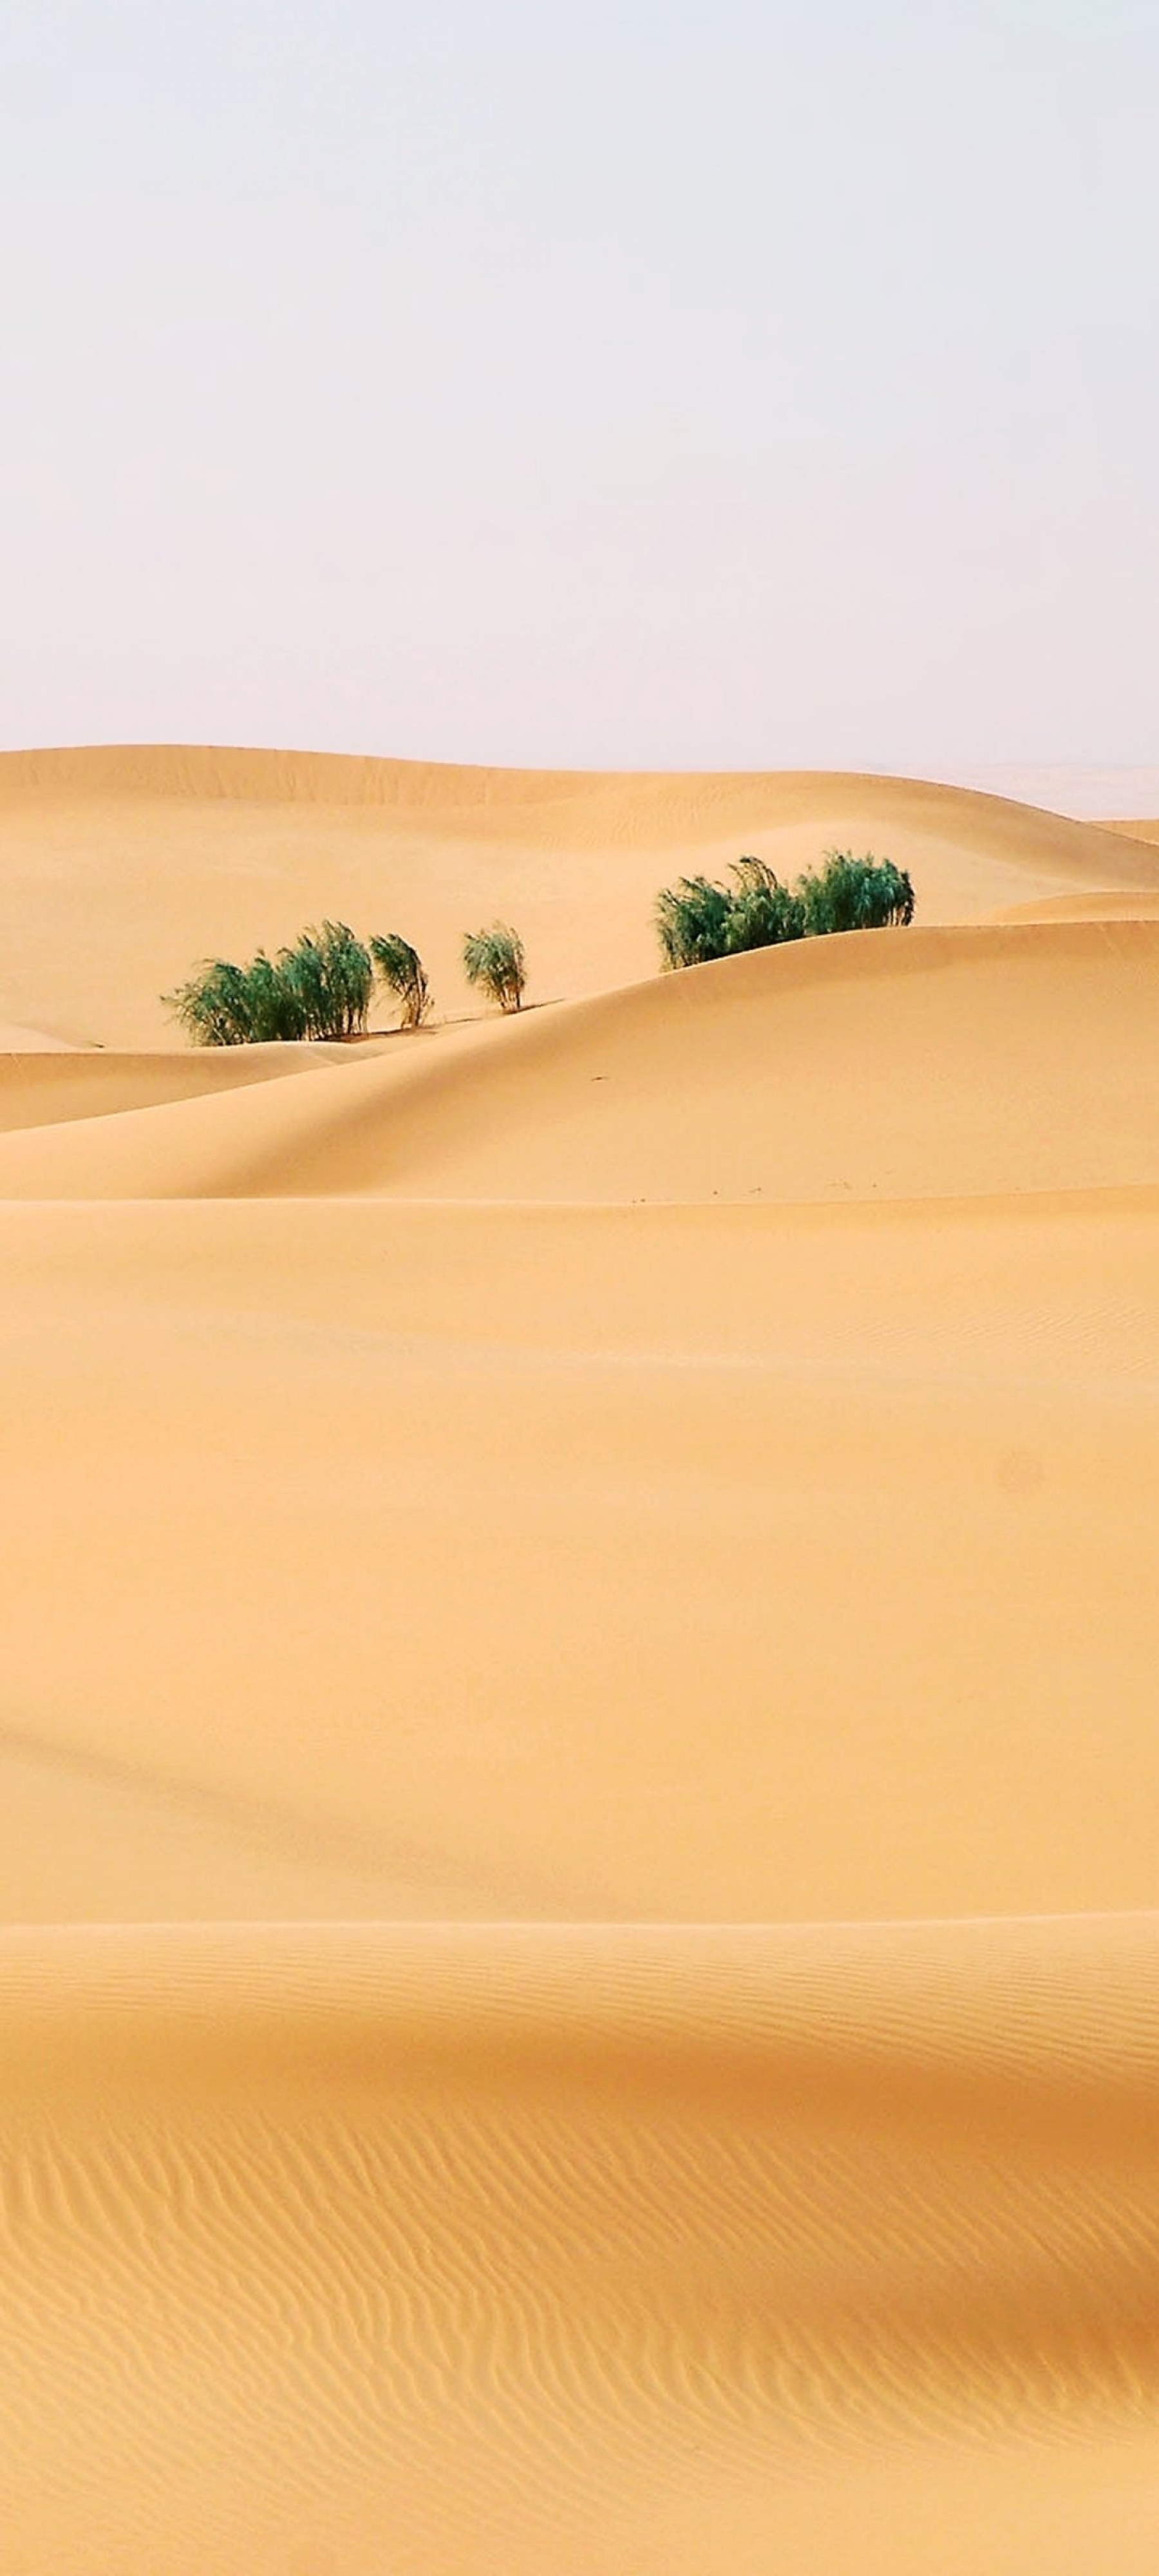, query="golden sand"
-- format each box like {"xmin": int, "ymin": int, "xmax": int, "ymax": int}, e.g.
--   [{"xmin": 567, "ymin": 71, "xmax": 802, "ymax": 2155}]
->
[{"xmin": 1, "ymin": 751, "xmax": 1157, "ymax": 2570}]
